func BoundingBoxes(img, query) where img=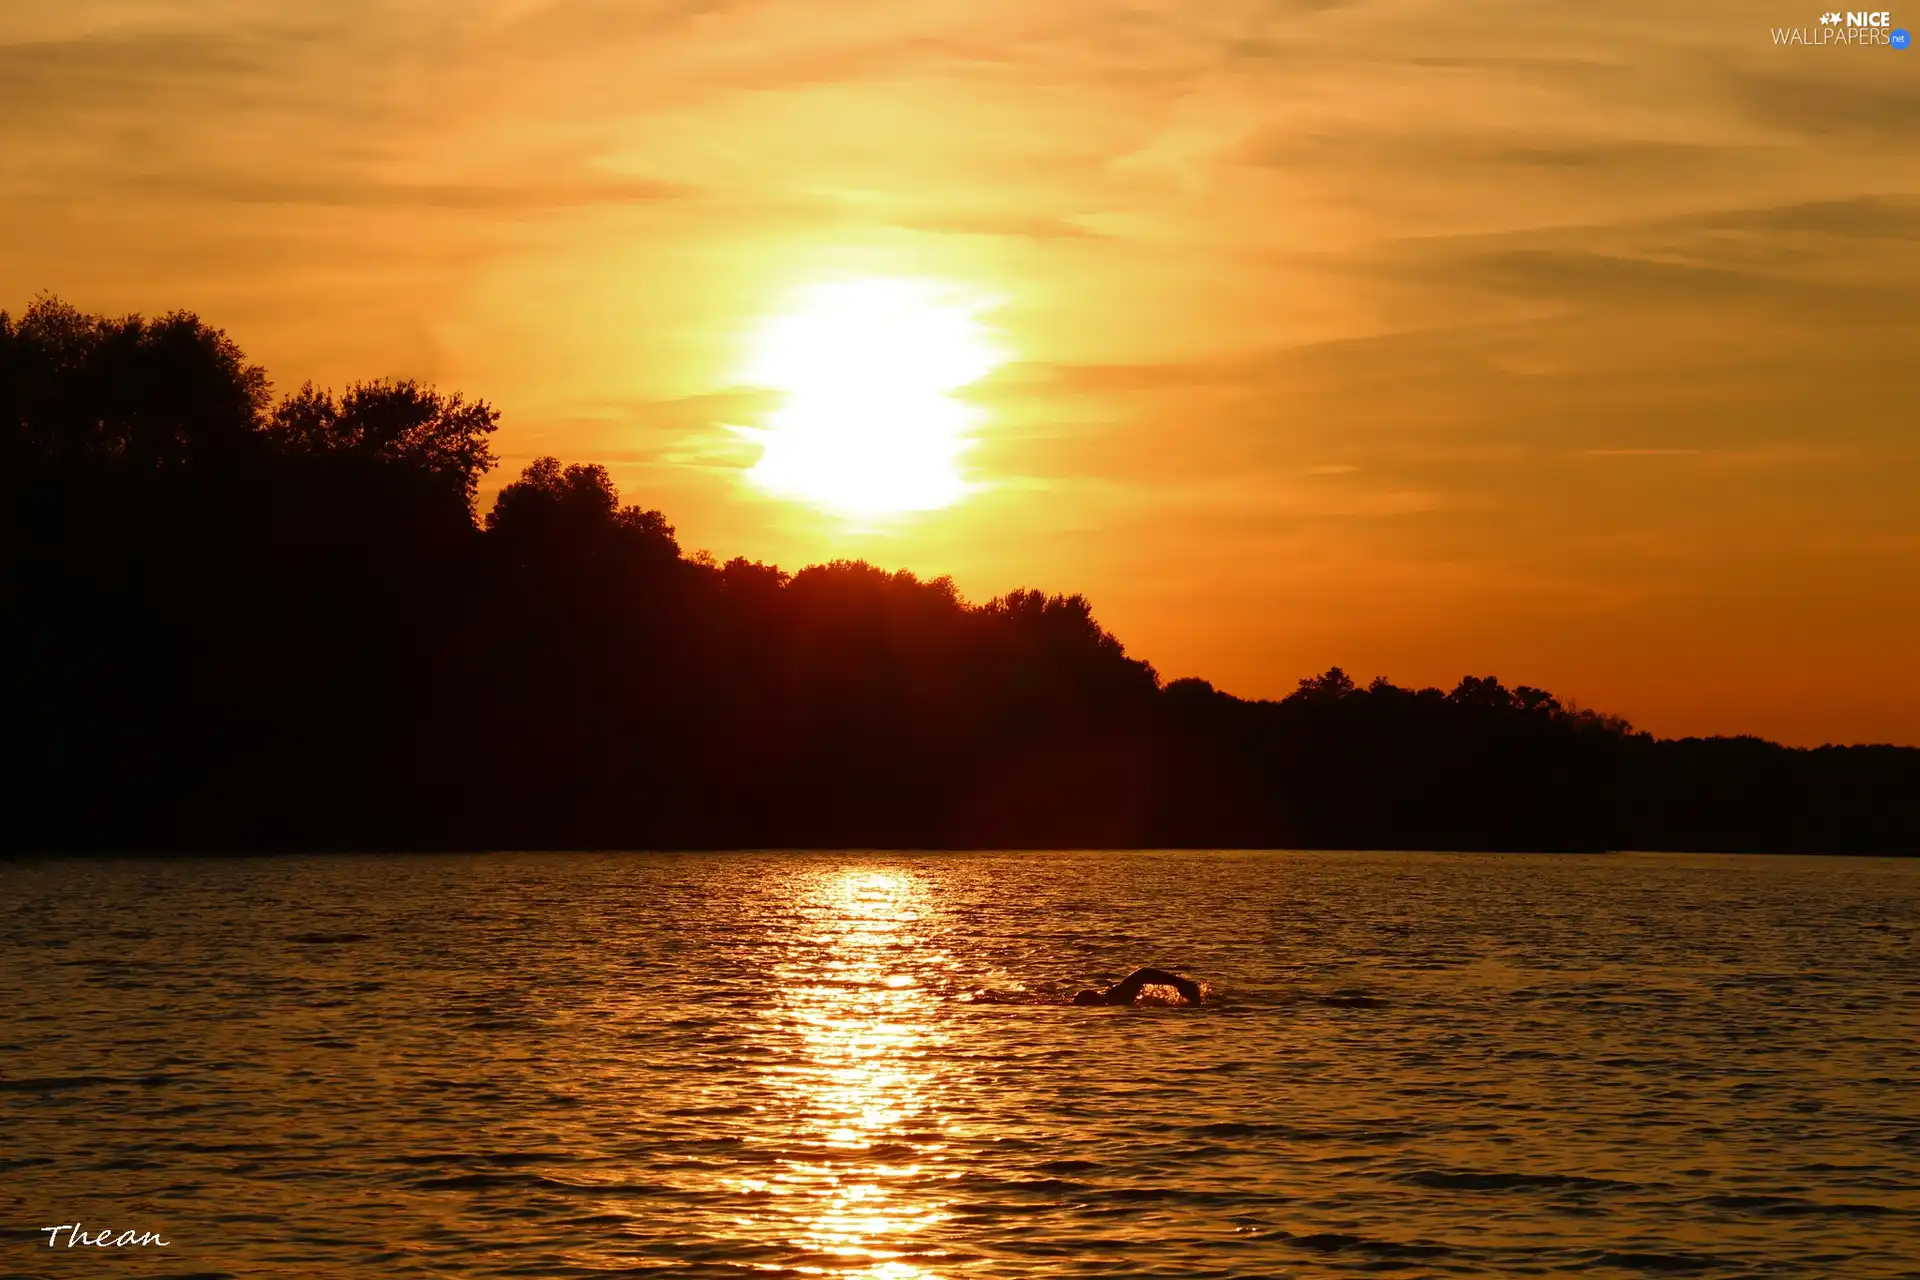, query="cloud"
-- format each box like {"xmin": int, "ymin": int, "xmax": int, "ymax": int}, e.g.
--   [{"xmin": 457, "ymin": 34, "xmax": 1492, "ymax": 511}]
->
[
  {"xmin": 1673, "ymin": 195, "xmax": 1920, "ymax": 239},
  {"xmin": 1013, "ymin": 359, "xmax": 1252, "ymax": 394},
  {"xmin": 0, "ymin": 28, "xmax": 261, "ymax": 88},
  {"xmin": 885, "ymin": 209, "xmax": 1105, "ymax": 241},
  {"xmin": 1427, "ymin": 248, "xmax": 1796, "ymax": 303},
  {"xmin": 1722, "ymin": 66, "xmax": 1920, "ymax": 143},
  {"xmin": 125, "ymin": 170, "xmax": 688, "ymax": 210},
  {"xmin": 1241, "ymin": 129, "xmax": 1723, "ymax": 178}
]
